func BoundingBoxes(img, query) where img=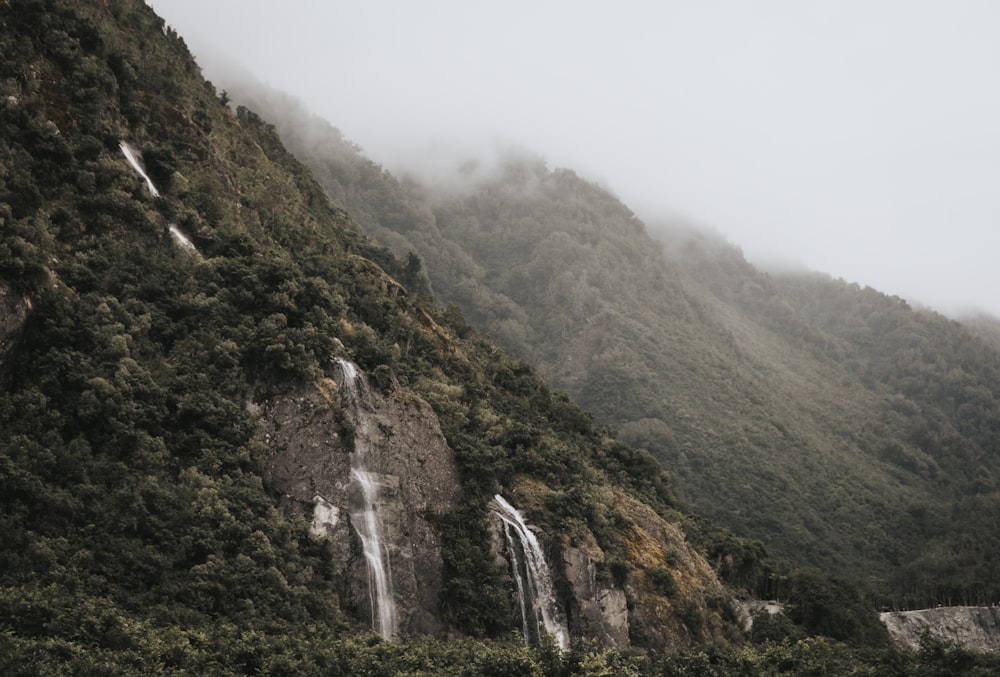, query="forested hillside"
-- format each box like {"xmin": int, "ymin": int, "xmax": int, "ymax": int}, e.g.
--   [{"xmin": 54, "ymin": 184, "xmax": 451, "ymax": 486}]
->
[
  {"xmin": 4, "ymin": 1, "xmax": 1000, "ymax": 673},
  {"xmin": 0, "ymin": 0, "xmax": 743, "ymax": 671},
  {"xmin": 228, "ymin": 83, "xmax": 1000, "ymax": 609},
  {"xmin": 664, "ymin": 232, "xmax": 1000, "ymax": 603}
]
